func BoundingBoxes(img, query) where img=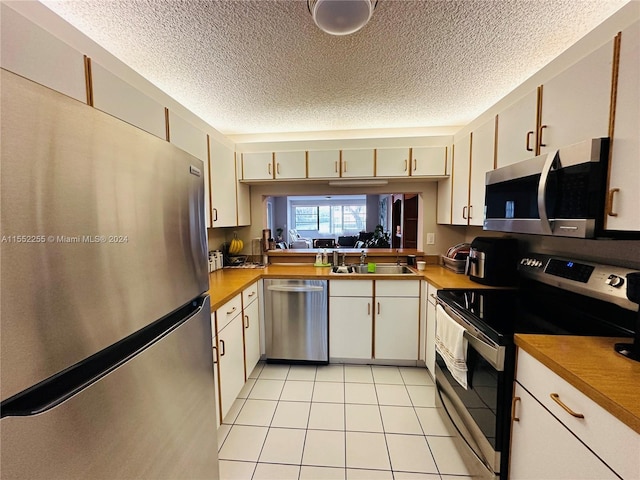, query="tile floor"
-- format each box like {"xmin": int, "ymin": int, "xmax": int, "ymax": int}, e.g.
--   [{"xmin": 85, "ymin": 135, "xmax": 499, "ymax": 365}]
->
[{"xmin": 217, "ymin": 363, "xmax": 487, "ymax": 480}]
